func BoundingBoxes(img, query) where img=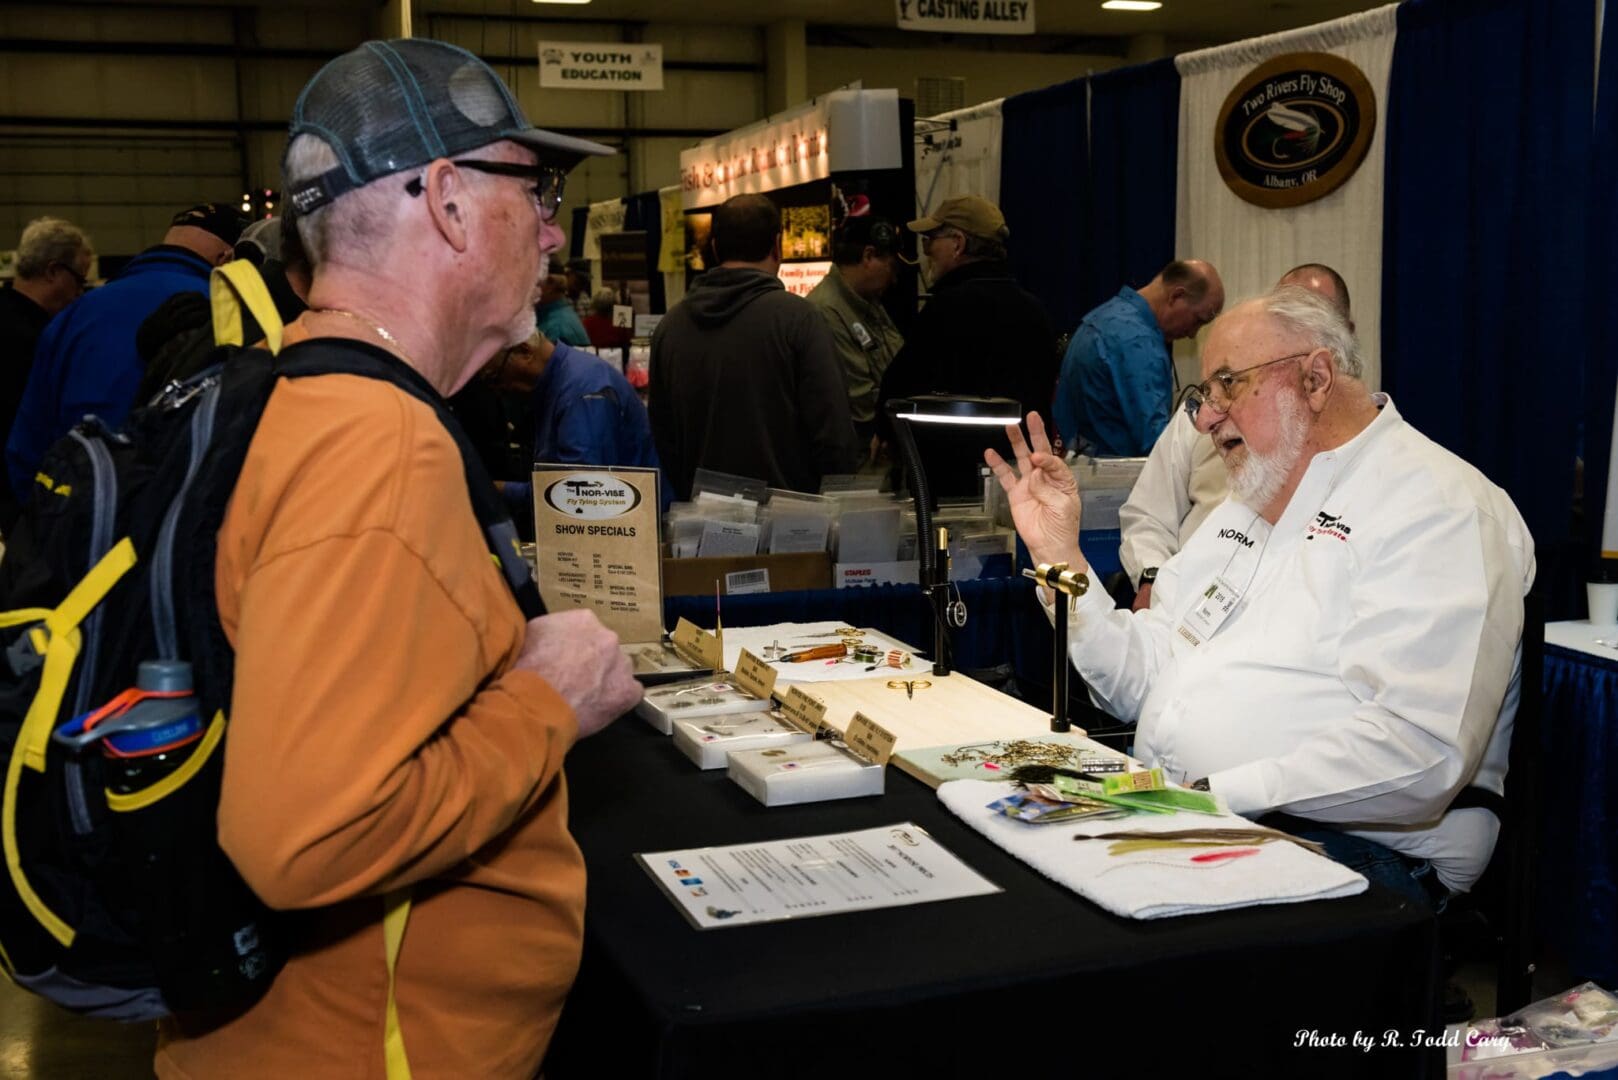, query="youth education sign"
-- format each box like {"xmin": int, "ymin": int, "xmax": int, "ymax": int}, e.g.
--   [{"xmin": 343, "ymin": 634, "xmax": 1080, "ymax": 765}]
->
[{"xmin": 539, "ymin": 42, "xmax": 664, "ymax": 91}]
